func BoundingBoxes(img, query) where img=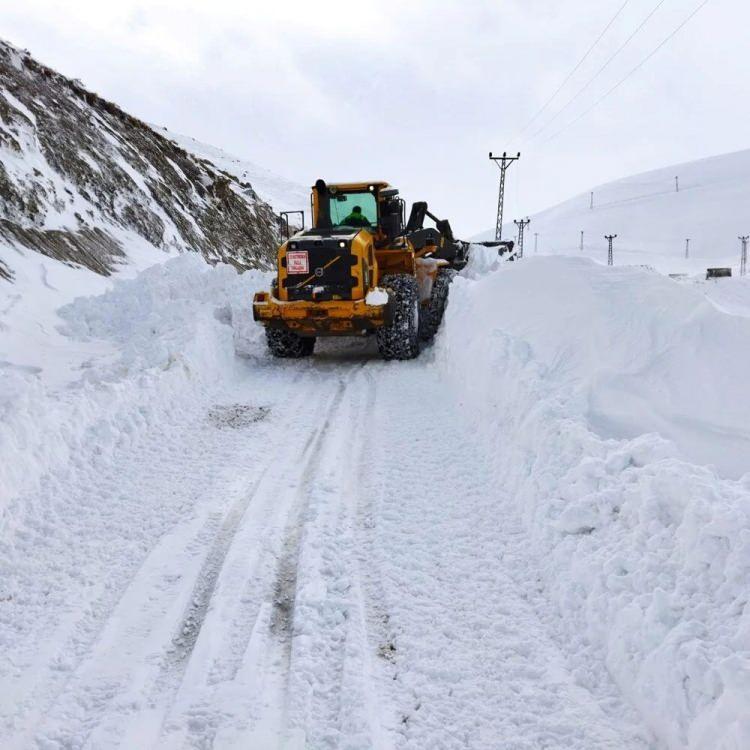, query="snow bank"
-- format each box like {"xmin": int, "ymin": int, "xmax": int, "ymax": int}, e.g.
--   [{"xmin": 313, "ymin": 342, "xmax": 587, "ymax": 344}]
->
[
  {"xmin": 0, "ymin": 254, "xmax": 269, "ymax": 515},
  {"xmin": 437, "ymin": 257, "xmax": 750, "ymax": 749}
]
